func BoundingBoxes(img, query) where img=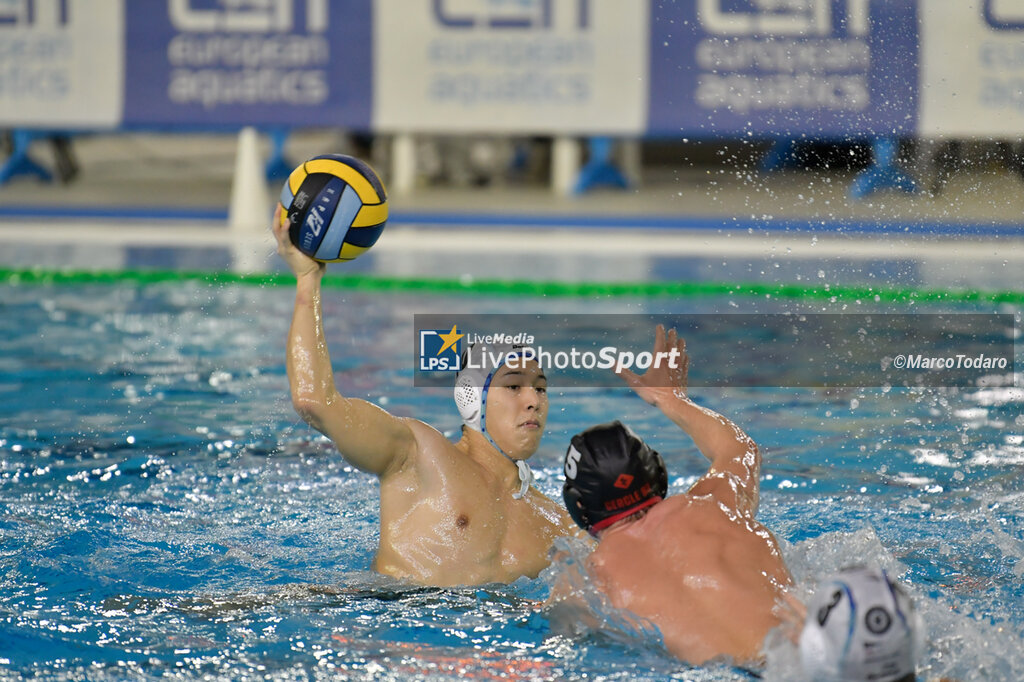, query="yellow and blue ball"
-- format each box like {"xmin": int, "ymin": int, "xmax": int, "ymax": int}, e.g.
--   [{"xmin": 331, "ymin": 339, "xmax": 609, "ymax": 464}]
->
[{"xmin": 279, "ymin": 154, "xmax": 388, "ymax": 263}]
